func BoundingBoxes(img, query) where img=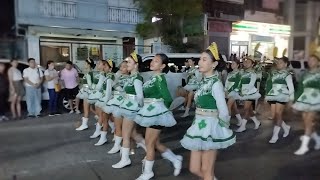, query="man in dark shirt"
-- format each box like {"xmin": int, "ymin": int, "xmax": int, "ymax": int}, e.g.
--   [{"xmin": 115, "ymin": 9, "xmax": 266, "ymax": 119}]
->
[{"xmin": 0, "ymin": 62, "xmax": 9, "ymax": 121}]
